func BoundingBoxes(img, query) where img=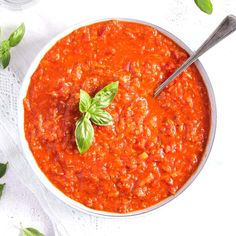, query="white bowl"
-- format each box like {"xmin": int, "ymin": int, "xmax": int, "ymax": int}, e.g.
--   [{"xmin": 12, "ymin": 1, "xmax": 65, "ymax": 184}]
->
[{"xmin": 18, "ymin": 18, "xmax": 217, "ymax": 217}]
